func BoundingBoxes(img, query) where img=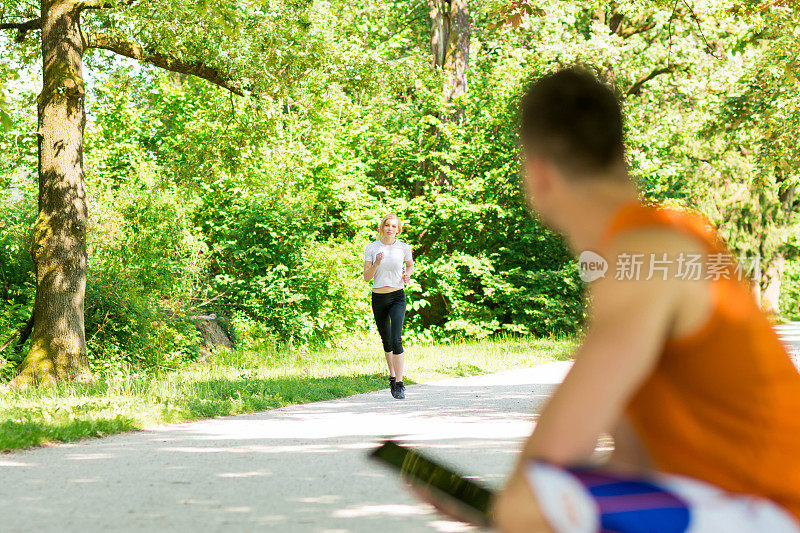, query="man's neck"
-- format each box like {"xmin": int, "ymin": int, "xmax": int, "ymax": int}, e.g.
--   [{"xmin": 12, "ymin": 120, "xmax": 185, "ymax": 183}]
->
[{"xmin": 559, "ymin": 183, "xmax": 640, "ymax": 254}]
